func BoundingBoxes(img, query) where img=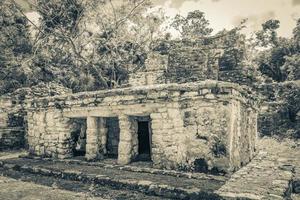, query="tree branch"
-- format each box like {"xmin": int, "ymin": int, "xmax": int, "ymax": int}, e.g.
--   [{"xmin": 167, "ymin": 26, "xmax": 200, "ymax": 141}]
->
[
  {"xmin": 115, "ymin": 0, "xmax": 147, "ymax": 30},
  {"xmin": 10, "ymin": 0, "xmax": 41, "ymax": 31}
]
